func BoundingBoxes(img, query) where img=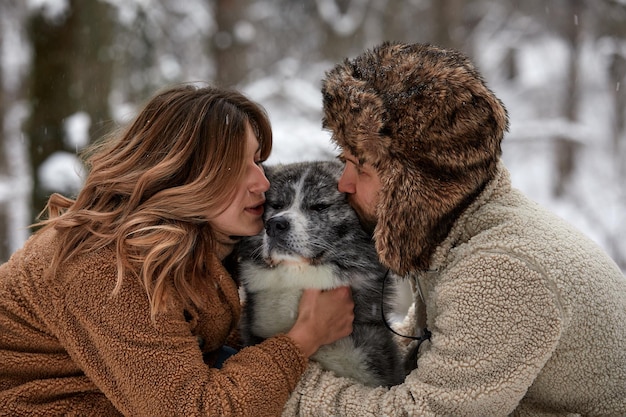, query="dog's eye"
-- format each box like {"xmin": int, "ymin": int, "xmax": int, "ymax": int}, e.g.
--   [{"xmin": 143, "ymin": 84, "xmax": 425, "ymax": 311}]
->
[
  {"xmin": 310, "ymin": 203, "xmax": 330, "ymax": 212},
  {"xmin": 269, "ymin": 202, "xmax": 284, "ymax": 210}
]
